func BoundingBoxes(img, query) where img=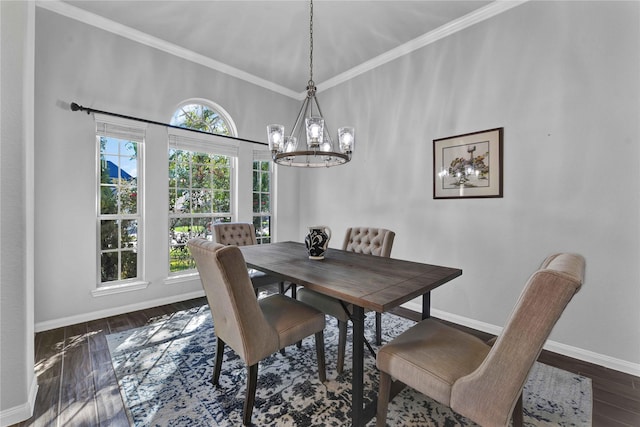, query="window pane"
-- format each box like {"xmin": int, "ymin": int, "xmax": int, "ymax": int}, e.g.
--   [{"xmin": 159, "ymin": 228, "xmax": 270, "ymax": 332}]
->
[
  {"xmin": 261, "ymin": 194, "xmax": 270, "ymax": 213},
  {"xmin": 101, "ymin": 154, "xmax": 120, "ymax": 182},
  {"xmin": 101, "ymin": 220, "xmax": 118, "ymax": 250},
  {"xmin": 101, "ymin": 137, "xmax": 119, "ymax": 155},
  {"xmin": 175, "ymin": 189, "xmax": 190, "ymax": 213},
  {"xmin": 169, "ymin": 245, "xmax": 194, "ymax": 272},
  {"xmin": 170, "ymin": 217, "xmax": 191, "ymax": 245},
  {"xmin": 120, "ymin": 182, "xmax": 137, "ymax": 215},
  {"xmin": 192, "ymin": 152, "xmax": 212, "ymax": 164},
  {"xmin": 192, "ymin": 217, "xmax": 211, "ymax": 239},
  {"xmin": 253, "ymin": 215, "xmax": 271, "ymax": 244},
  {"xmin": 169, "ymin": 162, "xmax": 177, "ymax": 187},
  {"xmin": 253, "ymin": 170, "xmax": 259, "ymax": 192},
  {"xmin": 121, "ymin": 250, "xmax": 137, "ymax": 280},
  {"xmin": 261, "ymin": 171, "xmax": 270, "ymax": 192},
  {"xmin": 101, "ymin": 252, "xmax": 118, "ymax": 282},
  {"xmin": 193, "ymin": 163, "xmax": 213, "ymax": 188},
  {"xmin": 100, "ymin": 159, "xmax": 112, "ymax": 185},
  {"xmin": 191, "ymin": 189, "xmax": 212, "ymax": 213},
  {"xmin": 100, "ymin": 186, "xmax": 117, "ymax": 214},
  {"xmin": 213, "ymin": 191, "xmax": 230, "ymax": 212},
  {"xmin": 121, "ymin": 219, "xmax": 137, "ymax": 249},
  {"xmin": 253, "ymin": 193, "xmax": 259, "ymax": 213},
  {"xmin": 169, "ymin": 189, "xmax": 177, "ymax": 212}
]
